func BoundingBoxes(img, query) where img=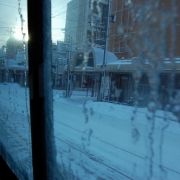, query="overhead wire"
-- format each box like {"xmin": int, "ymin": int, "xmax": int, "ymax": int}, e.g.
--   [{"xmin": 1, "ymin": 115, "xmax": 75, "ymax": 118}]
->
[
  {"xmin": 51, "ymin": 0, "xmax": 69, "ymax": 15},
  {"xmin": 52, "ymin": 0, "xmax": 68, "ymax": 10},
  {"xmin": 0, "ymin": 0, "xmax": 27, "ymax": 7},
  {"xmin": 0, "ymin": 2, "xmax": 27, "ymax": 10},
  {"xmin": 51, "ymin": 1, "xmax": 76, "ymax": 16},
  {"xmin": 52, "ymin": 1, "xmax": 88, "ymax": 18}
]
